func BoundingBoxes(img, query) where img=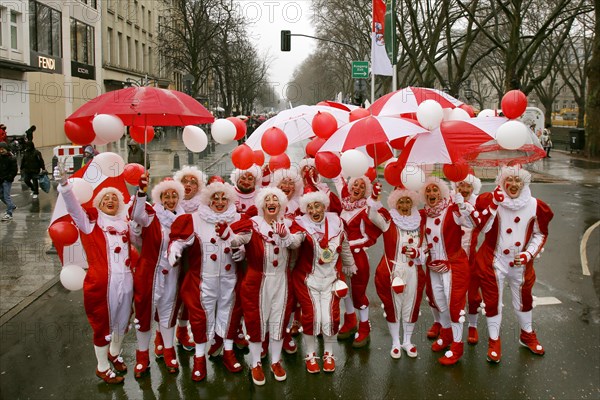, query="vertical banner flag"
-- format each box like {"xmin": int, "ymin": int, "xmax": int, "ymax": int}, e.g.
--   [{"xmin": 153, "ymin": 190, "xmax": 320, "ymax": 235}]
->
[
  {"xmin": 384, "ymin": 0, "xmax": 397, "ymax": 65},
  {"xmin": 372, "ymin": 0, "xmax": 393, "ymax": 76}
]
